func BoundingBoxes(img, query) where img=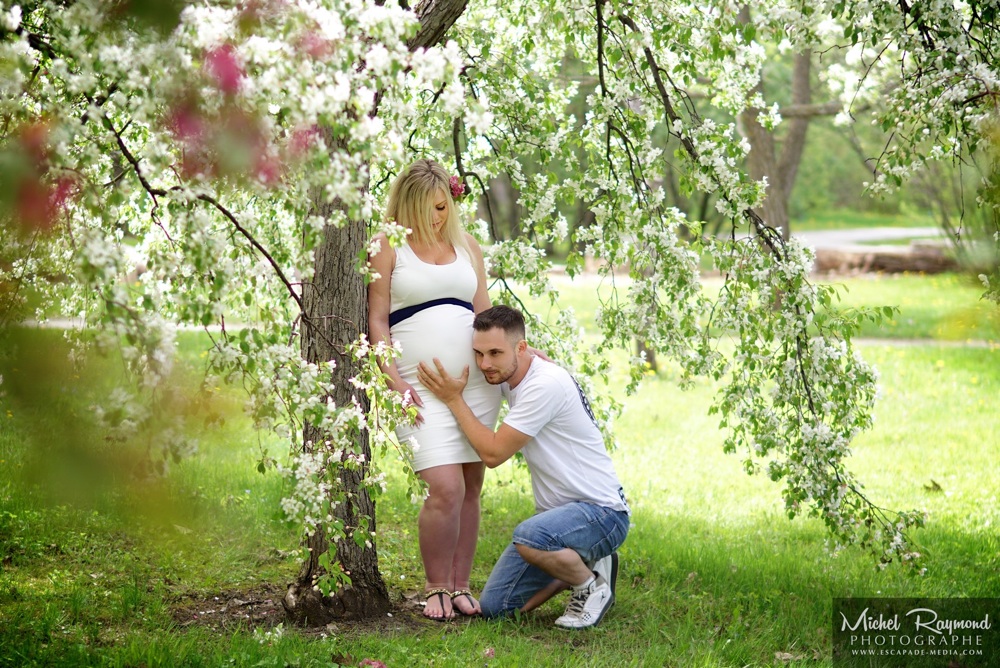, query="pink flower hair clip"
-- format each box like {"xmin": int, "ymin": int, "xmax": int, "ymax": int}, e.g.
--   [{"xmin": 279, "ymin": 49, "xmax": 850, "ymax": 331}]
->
[{"xmin": 449, "ymin": 174, "xmax": 469, "ymax": 200}]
